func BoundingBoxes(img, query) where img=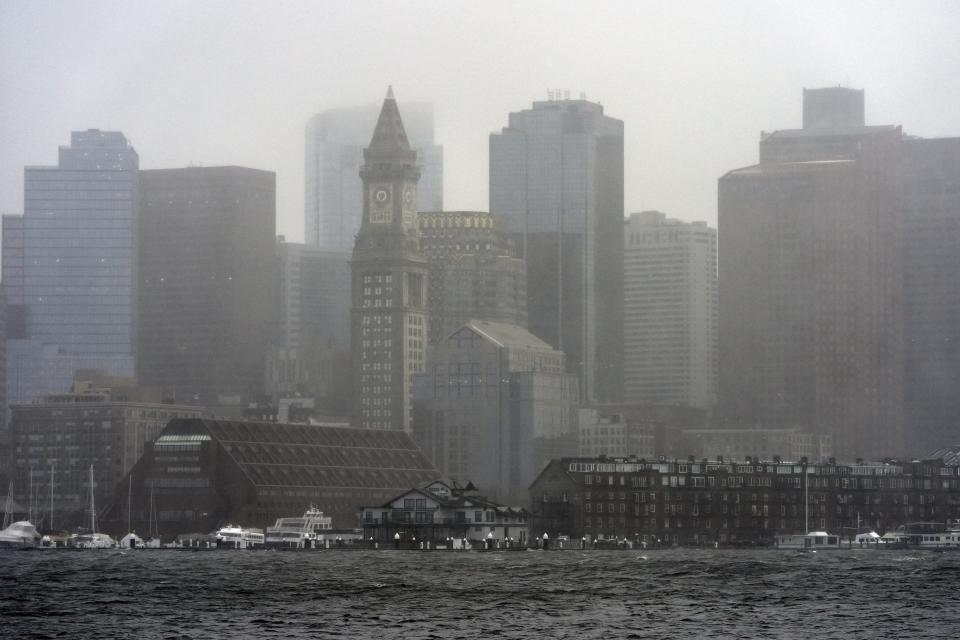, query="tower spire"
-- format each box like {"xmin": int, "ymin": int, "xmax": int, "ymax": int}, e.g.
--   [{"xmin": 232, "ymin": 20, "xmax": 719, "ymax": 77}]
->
[{"xmin": 366, "ymin": 86, "xmax": 413, "ymax": 159}]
